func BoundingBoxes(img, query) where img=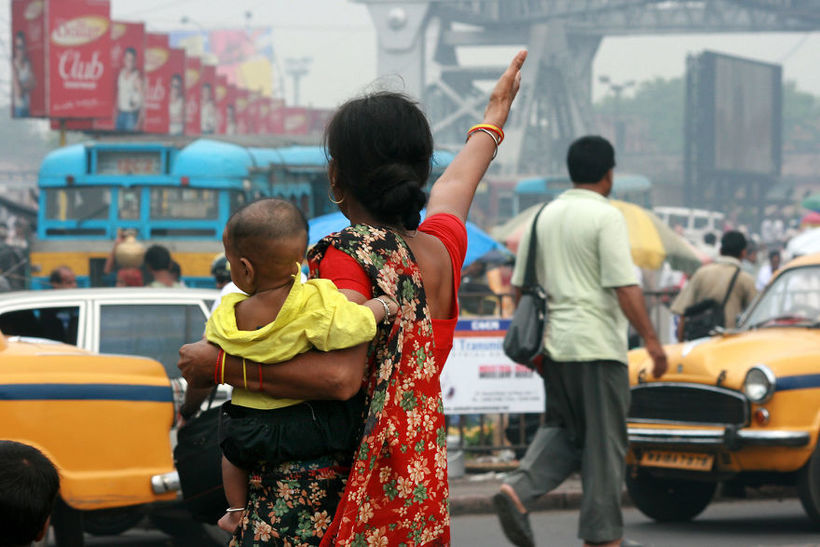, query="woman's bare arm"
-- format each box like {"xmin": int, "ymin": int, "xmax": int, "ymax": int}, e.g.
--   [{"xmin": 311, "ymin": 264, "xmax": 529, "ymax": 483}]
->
[
  {"xmin": 178, "ymin": 339, "xmax": 369, "ymax": 401},
  {"xmin": 178, "ymin": 288, "xmax": 372, "ymax": 401},
  {"xmin": 426, "ymin": 50, "xmax": 527, "ymax": 222}
]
